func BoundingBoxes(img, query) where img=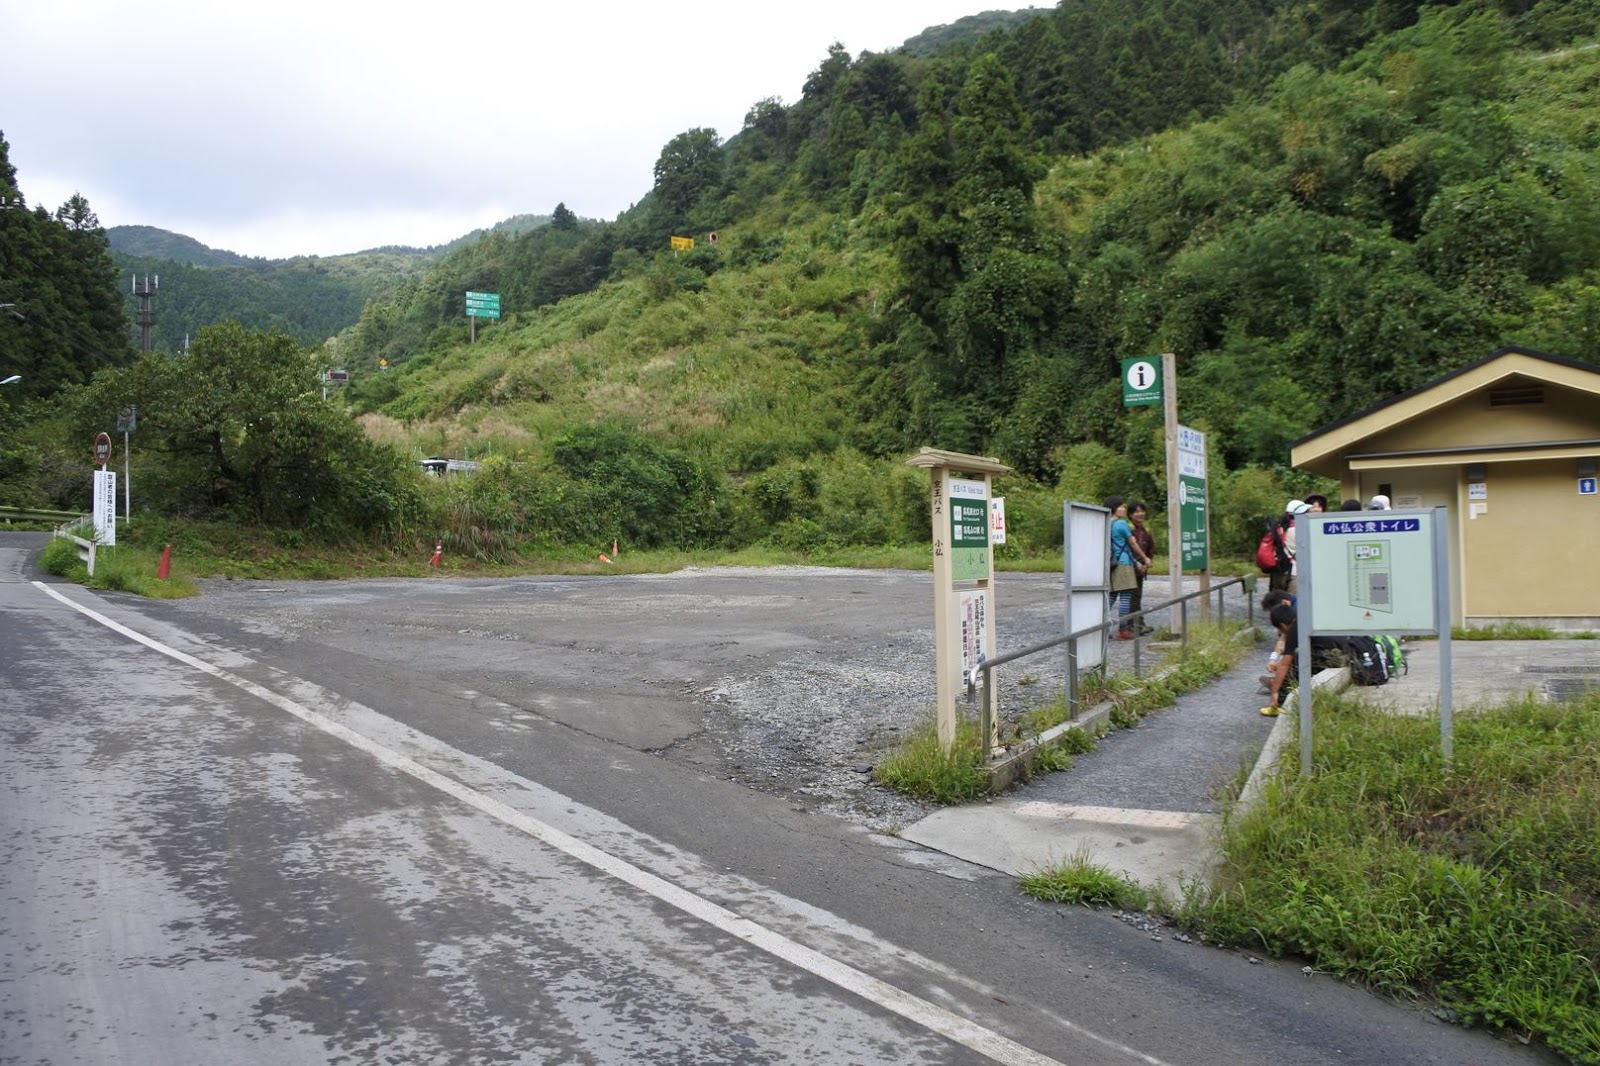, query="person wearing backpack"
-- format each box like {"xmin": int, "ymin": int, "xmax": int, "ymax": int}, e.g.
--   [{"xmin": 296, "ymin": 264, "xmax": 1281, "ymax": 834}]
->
[
  {"xmin": 1258, "ymin": 514, "xmax": 1294, "ymax": 592},
  {"xmin": 1282, "ymin": 499, "xmax": 1313, "ymax": 593}
]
